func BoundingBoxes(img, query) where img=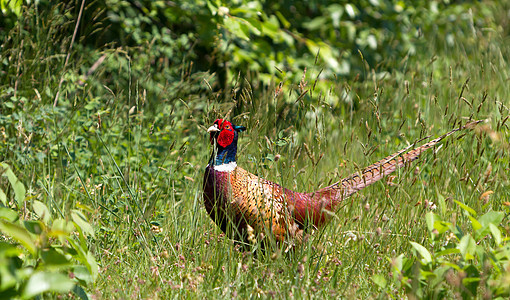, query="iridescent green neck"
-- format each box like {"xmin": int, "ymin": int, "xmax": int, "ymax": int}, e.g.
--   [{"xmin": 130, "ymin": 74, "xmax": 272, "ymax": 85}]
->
[{"xmin": 209, "ymin": 134, "xmax": 239, "ymax": 167}]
